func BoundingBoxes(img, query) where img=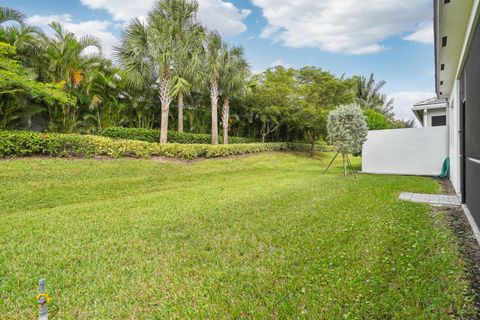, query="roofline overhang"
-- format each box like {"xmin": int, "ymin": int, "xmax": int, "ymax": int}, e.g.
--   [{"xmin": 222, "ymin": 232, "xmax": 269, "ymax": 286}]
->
[
  {"xmin": 411, "ymin": 104, "xmax": 447, "ymax": 111},
  {"xmin": 435, "ymin": 0, "xmax": 480, "ymax": 98},
  {"xmin": 412, "ymin": 109, "xmax": 424, "ymax": 126}
]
